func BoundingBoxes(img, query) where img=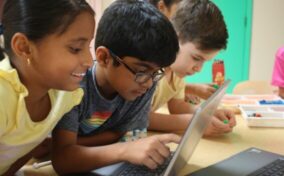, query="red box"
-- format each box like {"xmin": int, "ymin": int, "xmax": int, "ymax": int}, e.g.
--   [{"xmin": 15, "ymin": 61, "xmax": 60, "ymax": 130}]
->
[{"xmin": 212, "ymin": 59, "xmax": 225, "ymax": 86}]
